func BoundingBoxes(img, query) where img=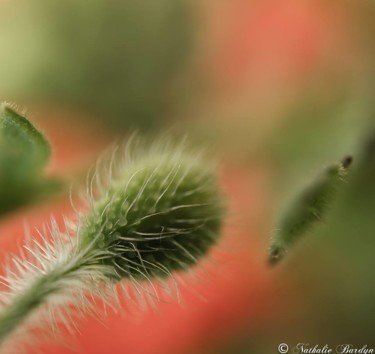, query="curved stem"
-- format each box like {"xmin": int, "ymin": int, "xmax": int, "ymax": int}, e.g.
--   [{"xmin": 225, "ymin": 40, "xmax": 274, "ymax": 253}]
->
[{"xmin": 0, "ymin": 253, "xmax": 84, "ymax": 345}]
